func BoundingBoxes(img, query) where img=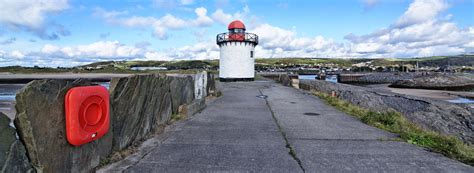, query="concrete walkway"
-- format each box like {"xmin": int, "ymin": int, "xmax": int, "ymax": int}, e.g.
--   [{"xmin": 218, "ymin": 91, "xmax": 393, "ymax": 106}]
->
[{"xmin": 117, "ymin": 81, "xmax": 473, "ymax": 172}]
